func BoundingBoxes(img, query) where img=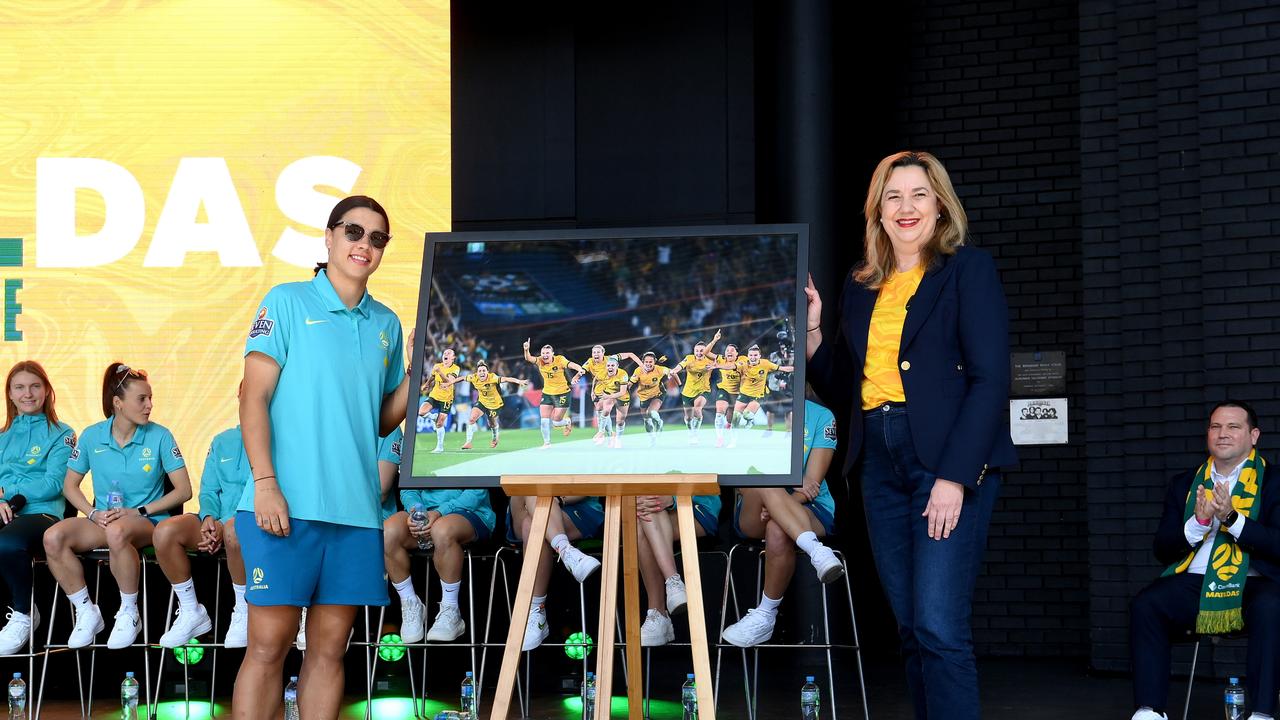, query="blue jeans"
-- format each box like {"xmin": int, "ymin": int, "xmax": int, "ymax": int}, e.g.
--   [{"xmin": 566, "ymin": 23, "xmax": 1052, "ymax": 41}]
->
[{"xmin": 861, "ymin": 405, "xmax": 999, "ymax": 720}]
